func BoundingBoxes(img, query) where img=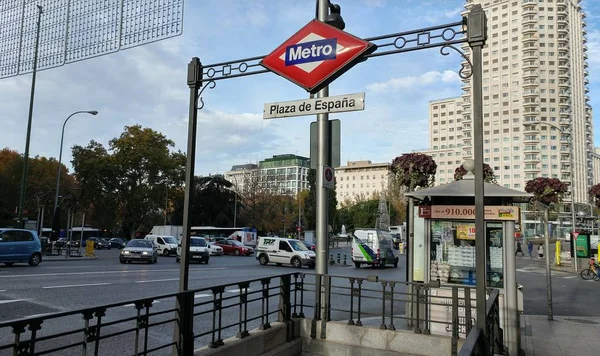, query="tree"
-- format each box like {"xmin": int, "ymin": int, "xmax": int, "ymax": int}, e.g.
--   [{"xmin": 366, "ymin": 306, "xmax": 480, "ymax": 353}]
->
[
  {"xmin": 588, "ymin": 184, "xmax": 600, "ymax": 208},
  {"xmin": 454, "ymin": 163, "xmax": 497, "ymax": 184},
  {"xmin": 72, "ymin": 125, "xmax": 186, "ymax": 238},
  {"xmin": 391, "ymin": 153, "xmax": 437, "ymax": 192},
  {"xmin": 525, "ymin": 178, "xmax": 569, "ymax": 206}
]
